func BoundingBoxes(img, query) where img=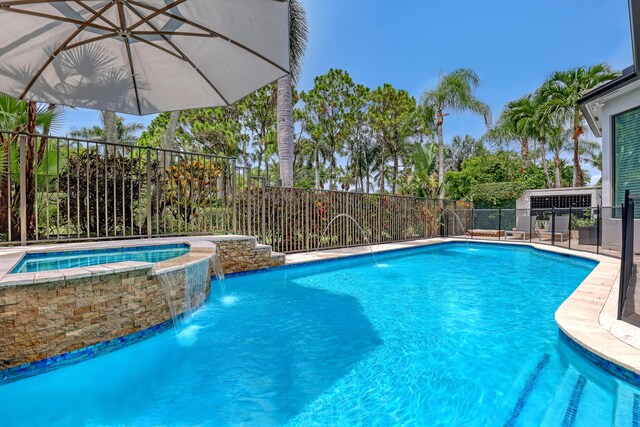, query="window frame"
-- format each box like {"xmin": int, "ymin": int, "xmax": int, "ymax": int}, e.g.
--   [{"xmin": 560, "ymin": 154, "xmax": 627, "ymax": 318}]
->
[{"xmin": 612, "ymin": 105, "xmax": 640, "ymax": 207}]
